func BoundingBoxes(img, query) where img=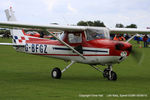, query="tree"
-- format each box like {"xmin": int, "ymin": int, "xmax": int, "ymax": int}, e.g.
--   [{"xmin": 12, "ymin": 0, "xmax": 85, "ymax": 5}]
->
[
  {"xmin": 77, "ymin": 20, "xmax": 106, "ymax": 27},
  {"xmin": 125, "ymin": 24, "xmax": 137, "ymax": 28},
  {"xmin": 93, "ymin": 20, "xmax": 105, "ymax": 27},
  {"xmin": 115, "ymin": 23, "xmax": 124, "ymax": 28},
  {"xmin": 77, "ymin": 21, "xmax": 88, "ymax": 26}
]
